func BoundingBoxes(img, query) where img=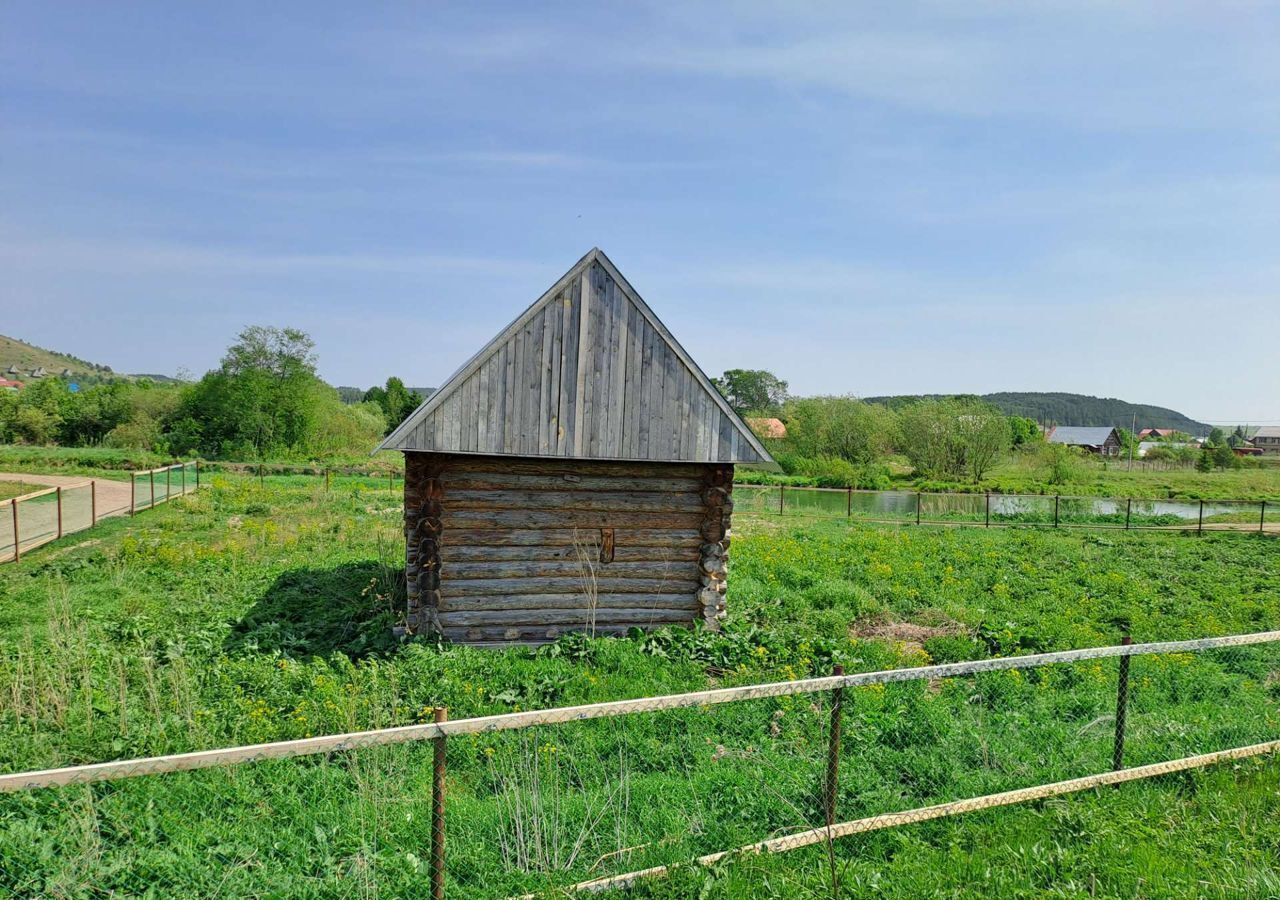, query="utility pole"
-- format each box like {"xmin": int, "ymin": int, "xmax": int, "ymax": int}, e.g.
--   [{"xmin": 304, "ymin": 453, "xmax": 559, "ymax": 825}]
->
[{"xmin": 1127, "ymin": 413, "xmax": 1136, "ymax": 472}]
